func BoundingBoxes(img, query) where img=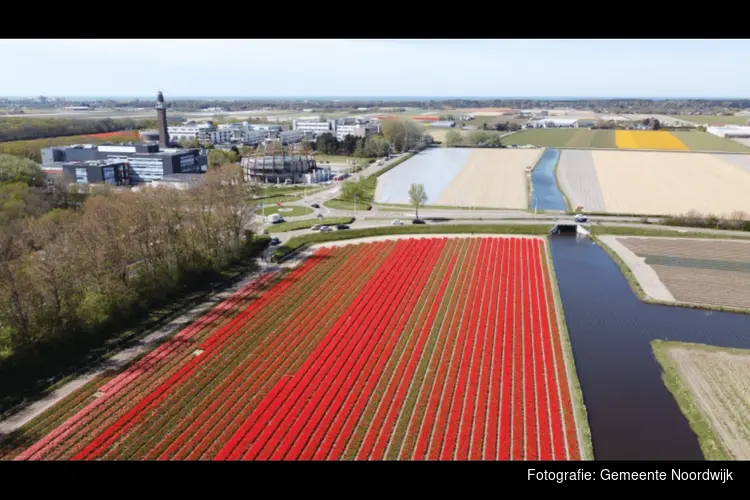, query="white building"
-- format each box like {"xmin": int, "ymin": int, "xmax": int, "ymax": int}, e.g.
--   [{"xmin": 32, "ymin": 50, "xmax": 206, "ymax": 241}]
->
[
  {"xmin": 430, "ymin": 121, "xmax": 456, "ymax": 128},
  {"xmin": 706, "ymin": 125, "xmax": 750, "ymax": 139},
  {"xmin": 293, "ymin": 119, "xmax": 336, "ymax": 134}
]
